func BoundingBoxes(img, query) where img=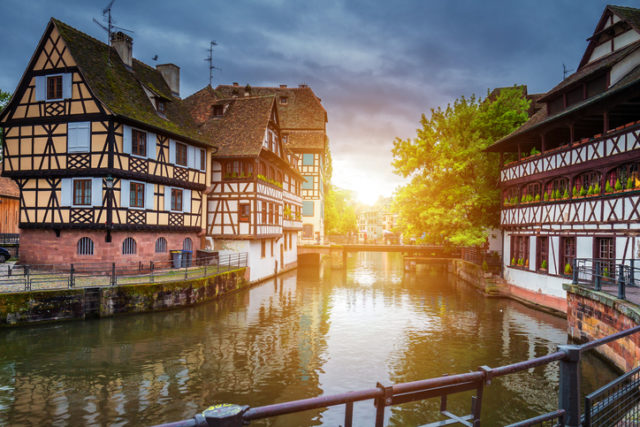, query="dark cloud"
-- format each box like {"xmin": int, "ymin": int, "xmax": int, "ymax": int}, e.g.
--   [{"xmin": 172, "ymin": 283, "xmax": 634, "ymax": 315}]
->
[{"xmin": 0, "ymin": 0, "xmax": 618, "ymax": 203}]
